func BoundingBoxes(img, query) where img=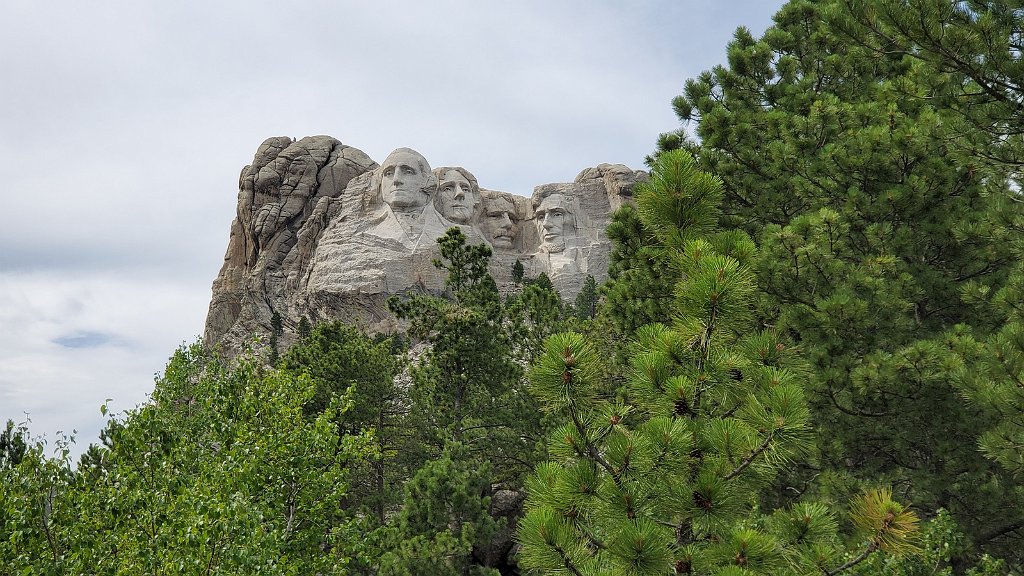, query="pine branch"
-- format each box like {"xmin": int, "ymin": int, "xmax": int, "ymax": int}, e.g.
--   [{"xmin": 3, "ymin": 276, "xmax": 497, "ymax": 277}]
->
[
  {"xmin": 825, "ymin": 386, "xmax": 890, "ymax": 418},
  {"xmin": 723, "ymin": 430, "xmax": 774, "ymax": 481},
  {"xmin": 555, "ymin": 545, "xmax": 586, "ymax": 576},
  {"xmin": 569, "ymin": 408, "xmax": 618, "ymax": 482},
  {"xmin": 823, "ymin": 543, "xmax": 876, "ymax": 576},
  {"xmin": 979, "ymin": 518, "xmax": 1024, "ymax": 544}
]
